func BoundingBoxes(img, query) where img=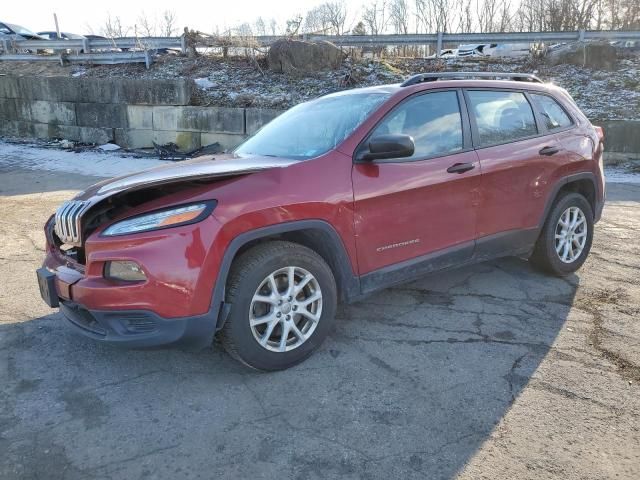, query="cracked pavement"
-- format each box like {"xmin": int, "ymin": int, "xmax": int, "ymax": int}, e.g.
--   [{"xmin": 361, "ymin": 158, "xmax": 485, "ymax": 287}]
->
[{"xmin": 0, "ymin": 151, "xmax": 639, "ymax": 479}]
